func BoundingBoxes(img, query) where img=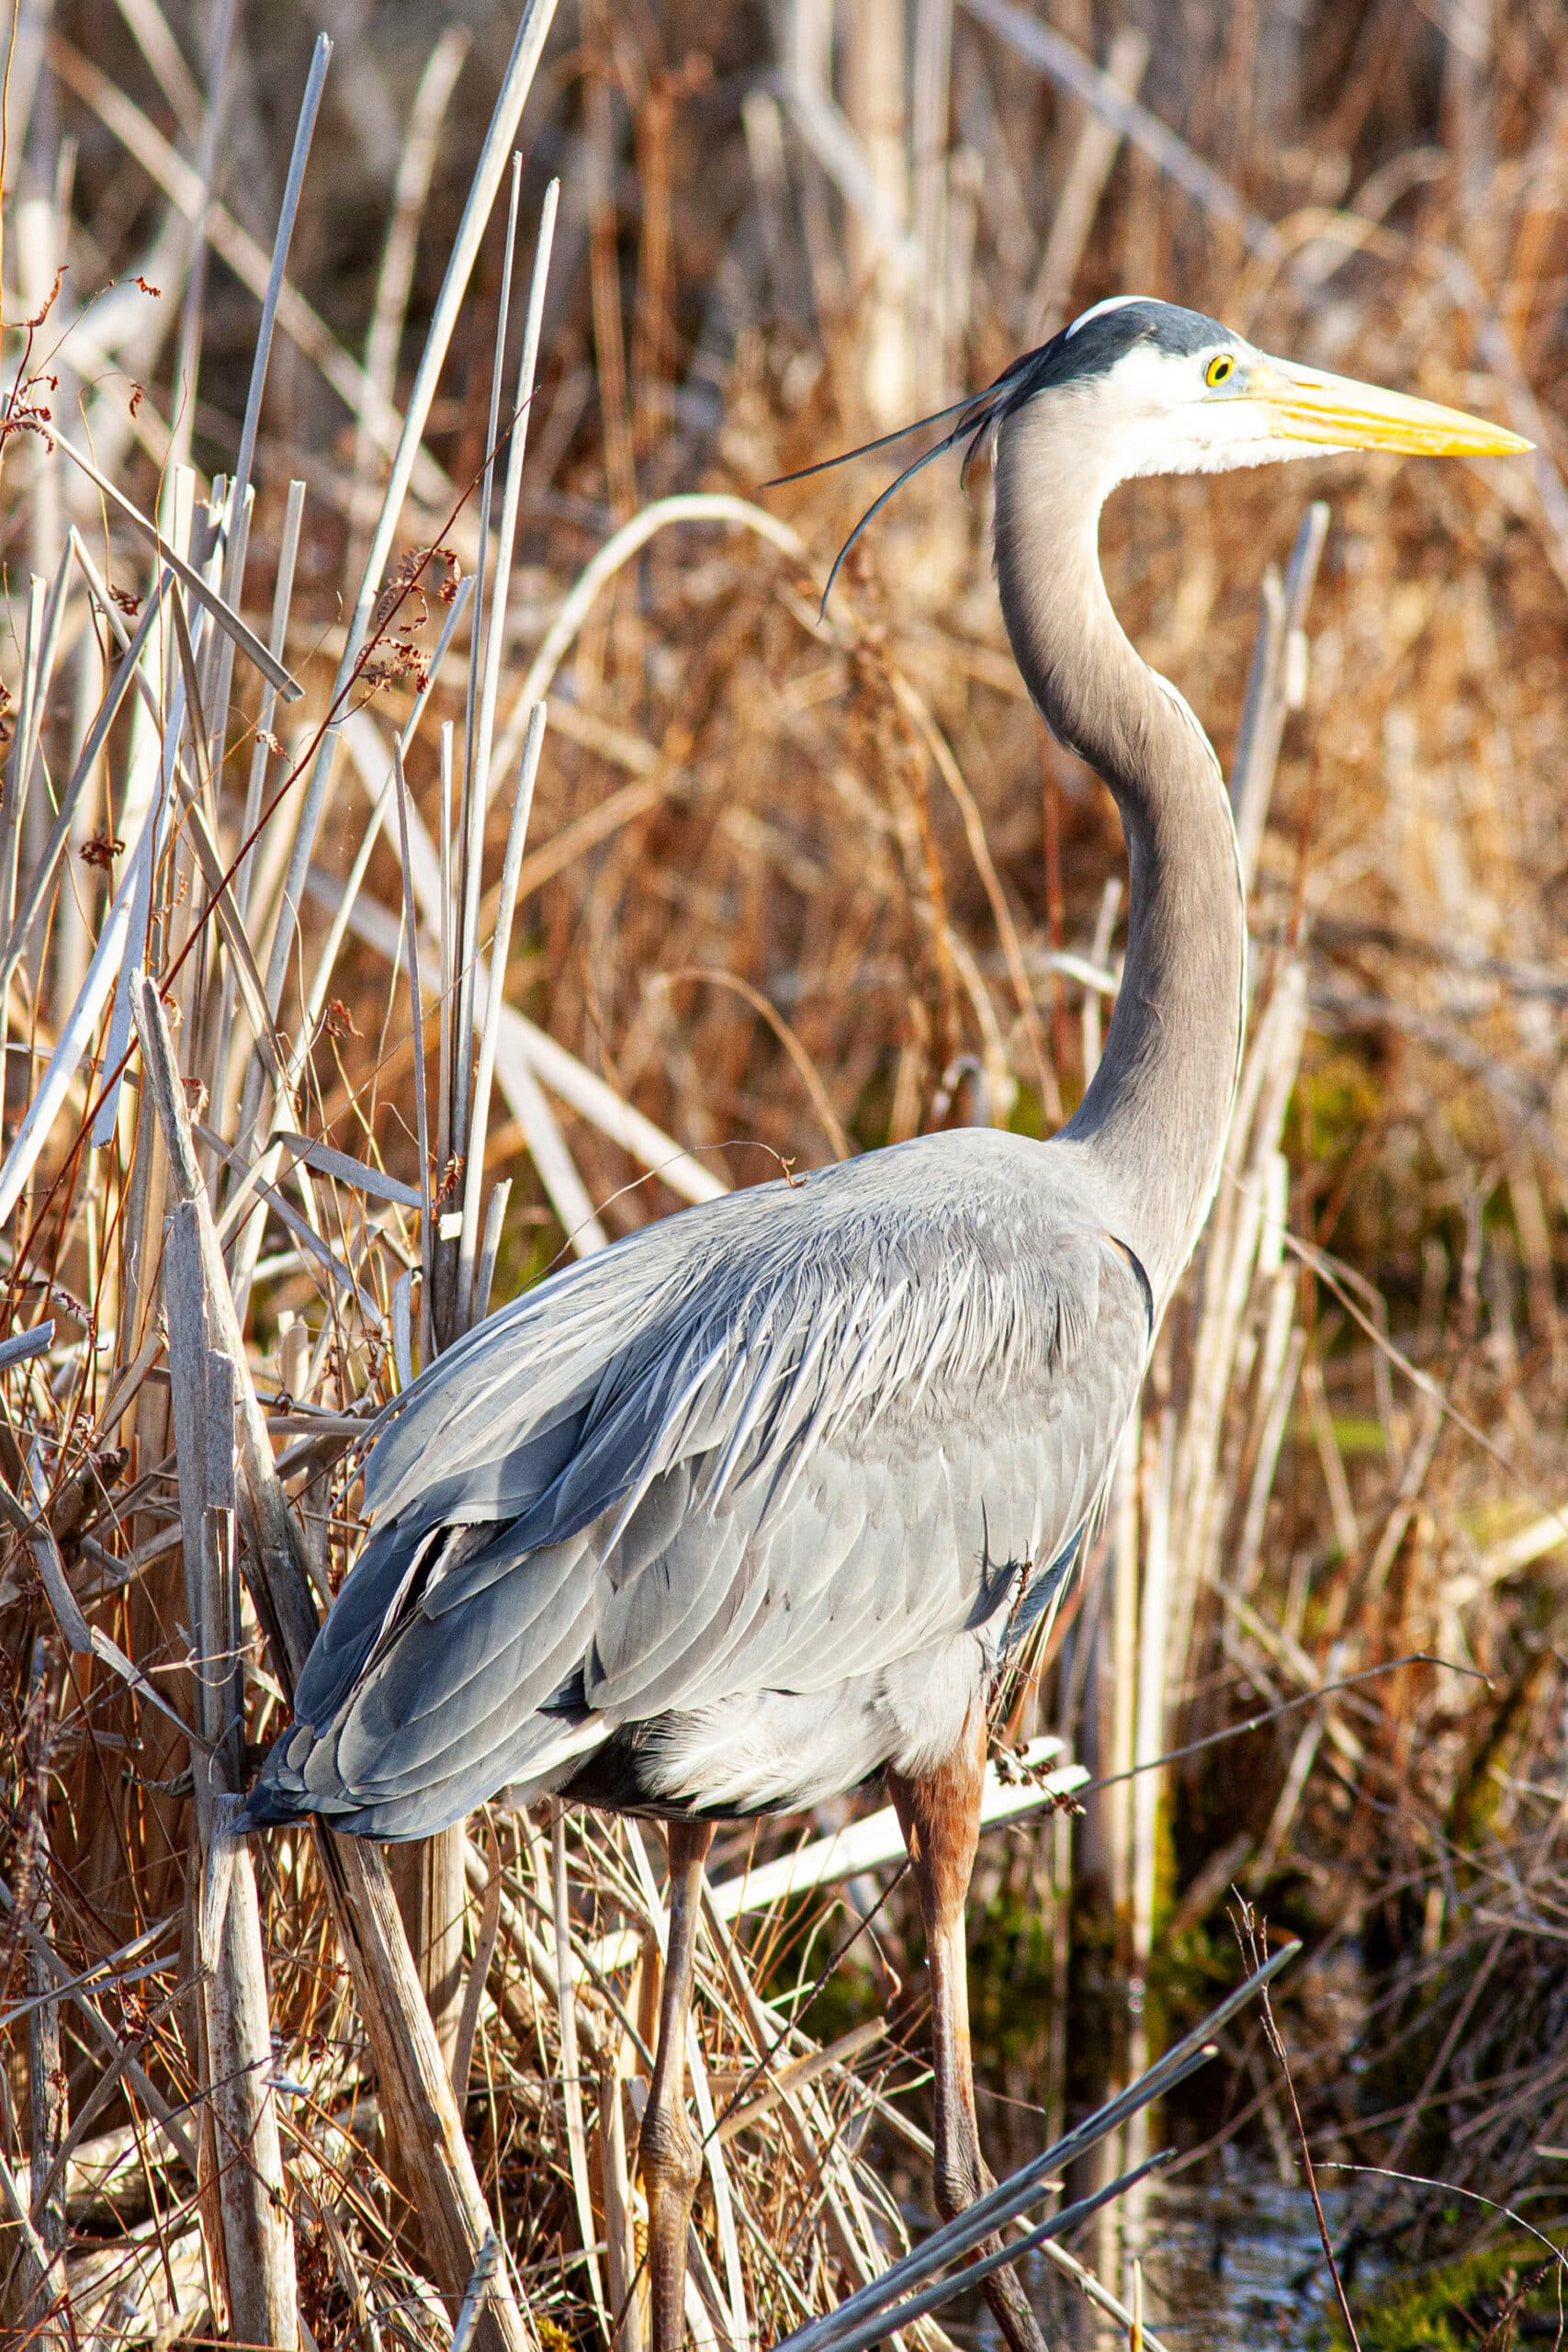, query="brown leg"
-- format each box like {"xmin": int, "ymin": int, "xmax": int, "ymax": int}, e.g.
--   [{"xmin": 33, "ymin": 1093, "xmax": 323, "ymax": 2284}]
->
[
  {"xmin": 890, "ymin": 1712, "xmax": 1048, "ymax": 2352},
  {"xmin": 638, "ymin": 1819, "xmax": 714, "ymax": 2352}
]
